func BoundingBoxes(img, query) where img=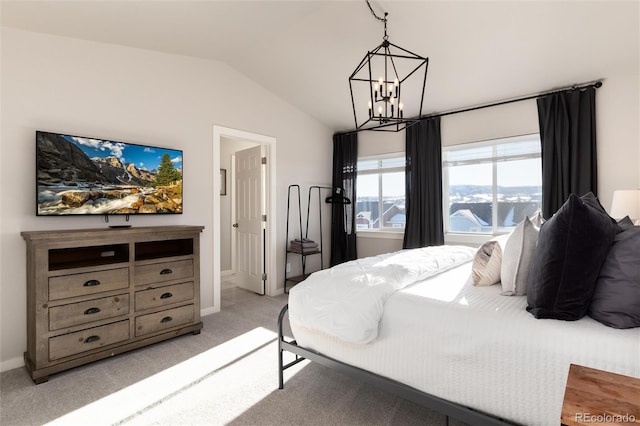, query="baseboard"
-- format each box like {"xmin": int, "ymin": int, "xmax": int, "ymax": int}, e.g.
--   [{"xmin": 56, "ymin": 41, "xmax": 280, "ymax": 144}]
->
[
  {"xmin": 221, "ymin": 270, "xmax": 233, "ymax": 277},
  {"xmin": 1, "ymin": 356, "xmax": 24, "ymax": 373},
  {"xmin": 271, "ymin": 287, "xmax": 285, "ymax": 296}
]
